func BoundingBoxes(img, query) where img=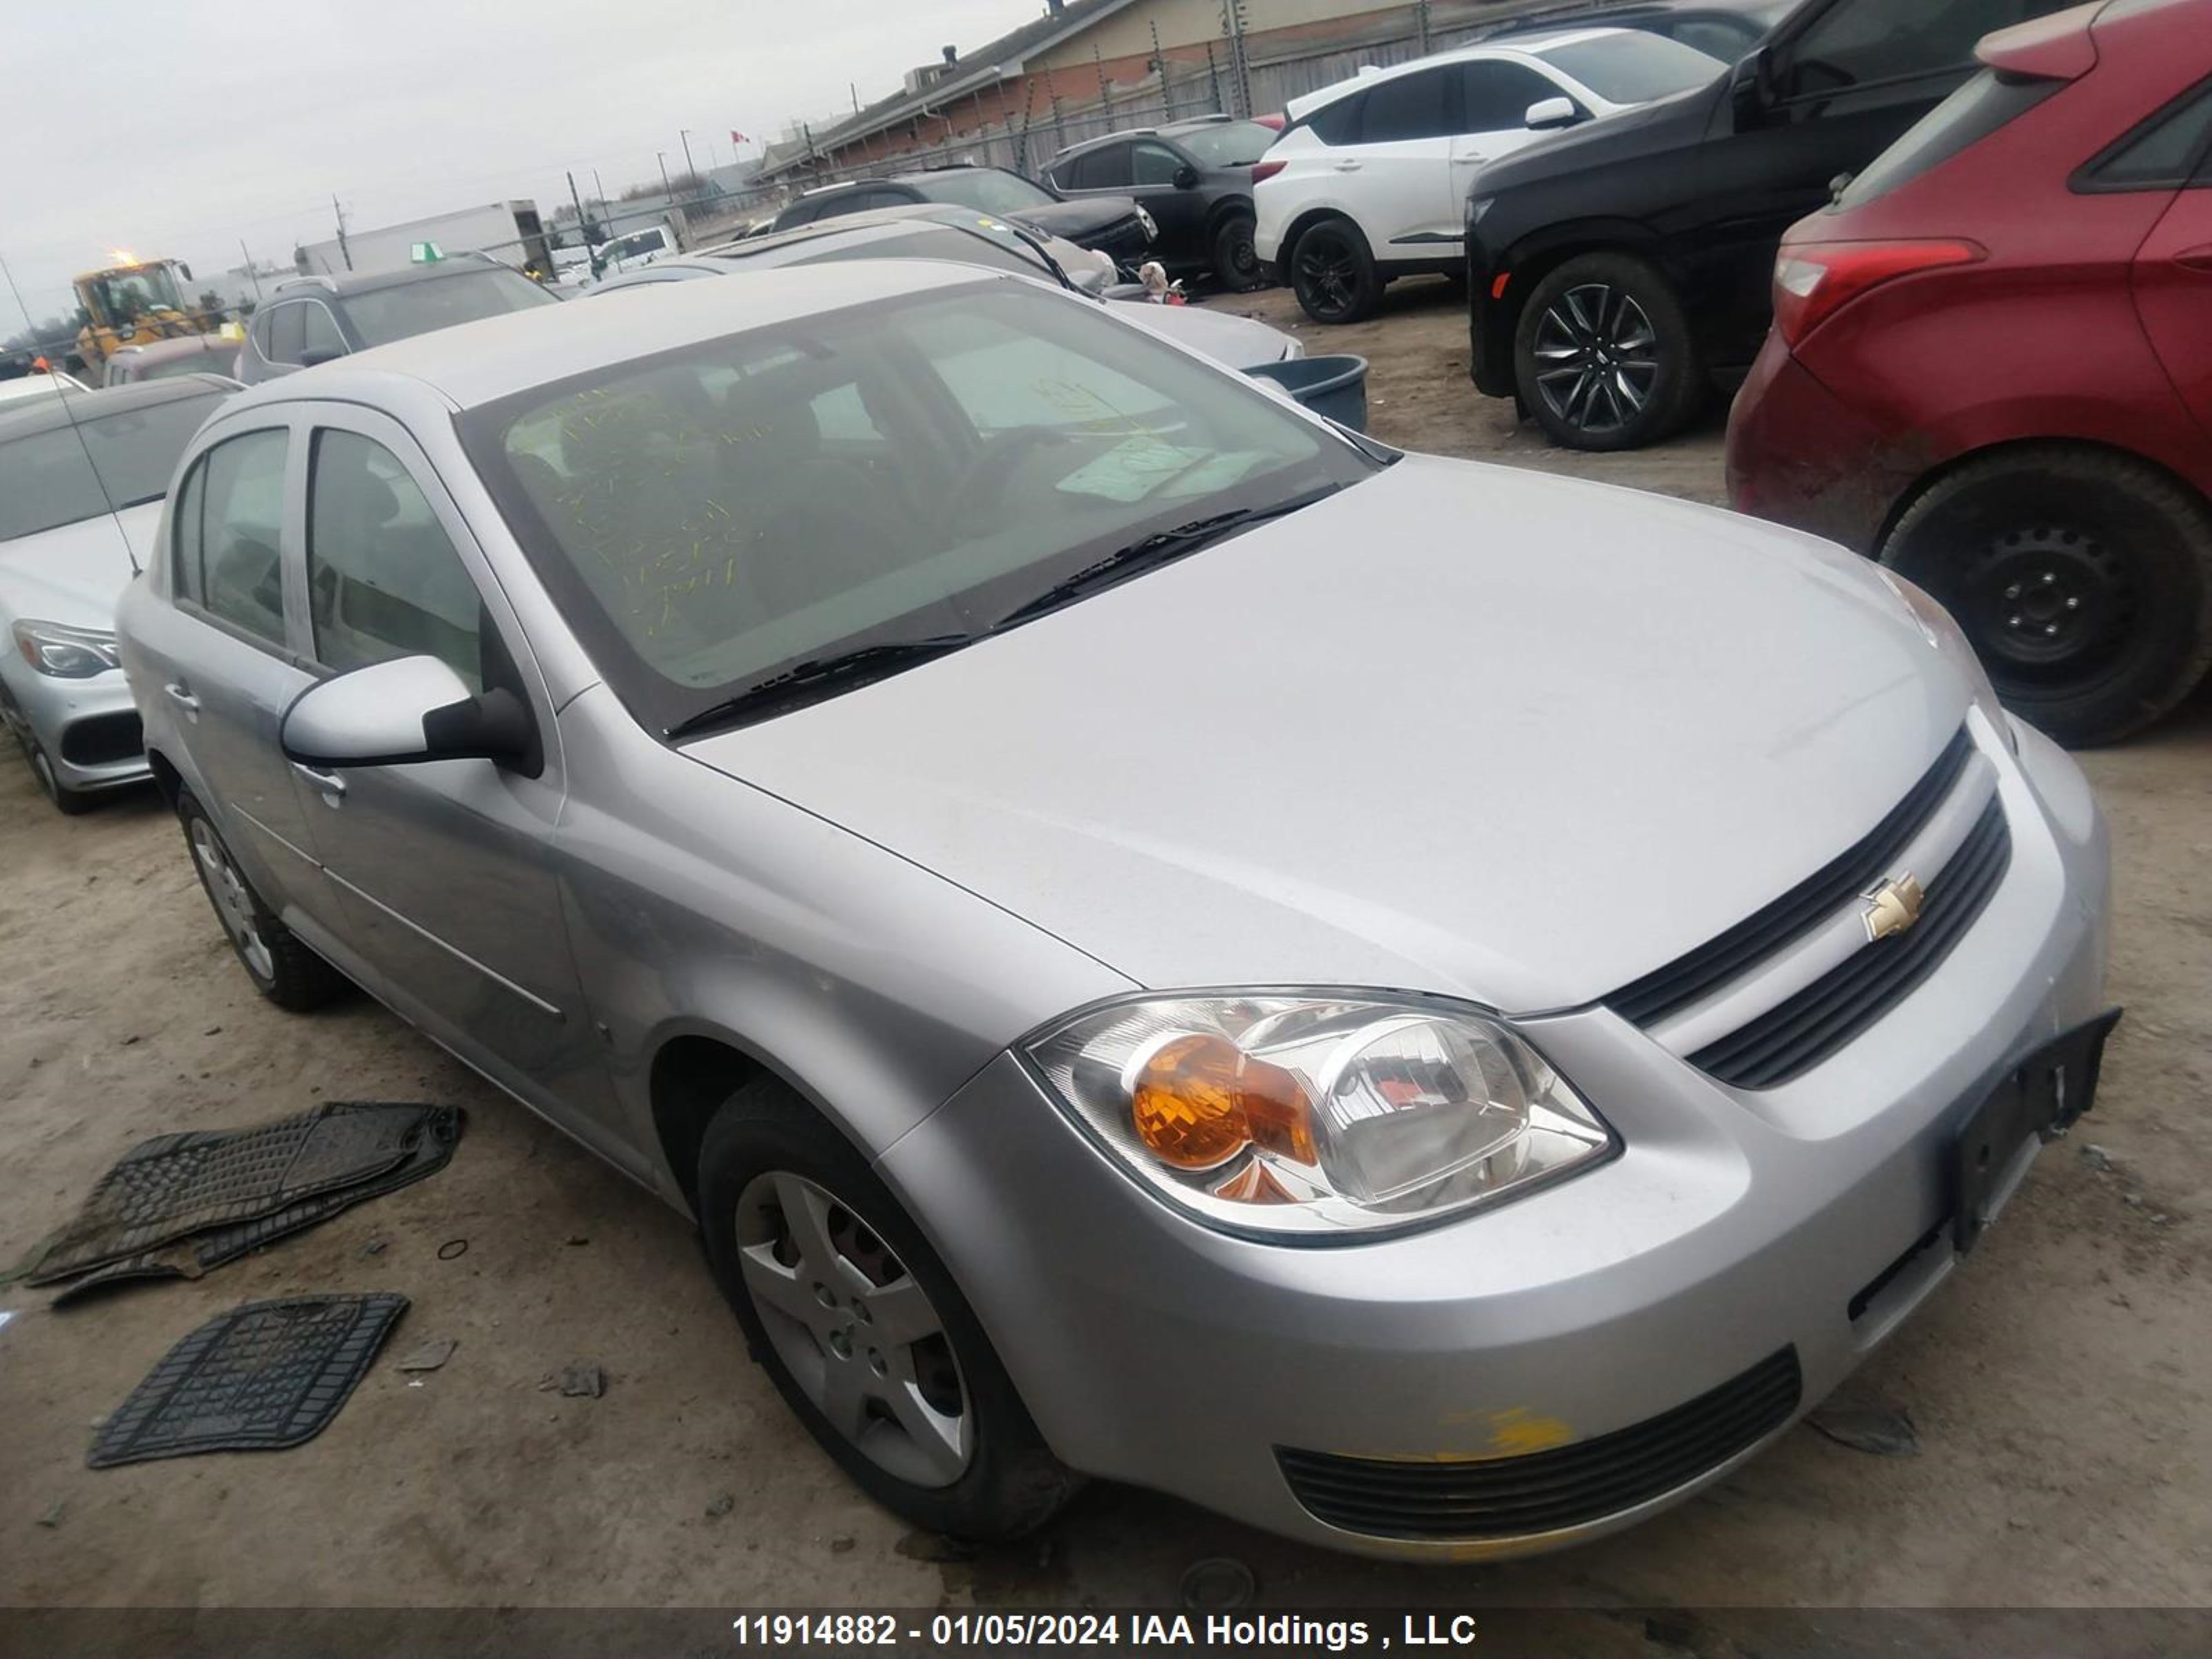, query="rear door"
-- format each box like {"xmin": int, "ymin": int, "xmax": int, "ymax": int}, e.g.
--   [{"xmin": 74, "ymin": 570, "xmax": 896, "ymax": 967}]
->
[
  {"xmin": 1341, "ymin": 63, "xmax": 1465, "ymax": 260},
  {"xmin": 287, "ymin": 404, "xmax": 599, "ymax": 1117},
  {"xmin": 152, "ymin": 415, "xmax": 355, "ymax": 950},
  {"xmin": 2124, "ymin": 83, "xmax": 2212, "ymax": 437}
]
